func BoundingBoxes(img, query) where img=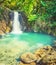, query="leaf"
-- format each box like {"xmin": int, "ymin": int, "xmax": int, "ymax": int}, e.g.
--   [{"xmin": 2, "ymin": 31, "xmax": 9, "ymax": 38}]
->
[
  {"xmin": 40, "ymin": 0, "xmax": 47, "ymax": 6},
  {"xmin": 28, "ymin": 14, "xmax": 37, "ymax": 21},
  {"xmin": 28, "ymin": 3, "xmax": 33, "ymax": 14}
]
